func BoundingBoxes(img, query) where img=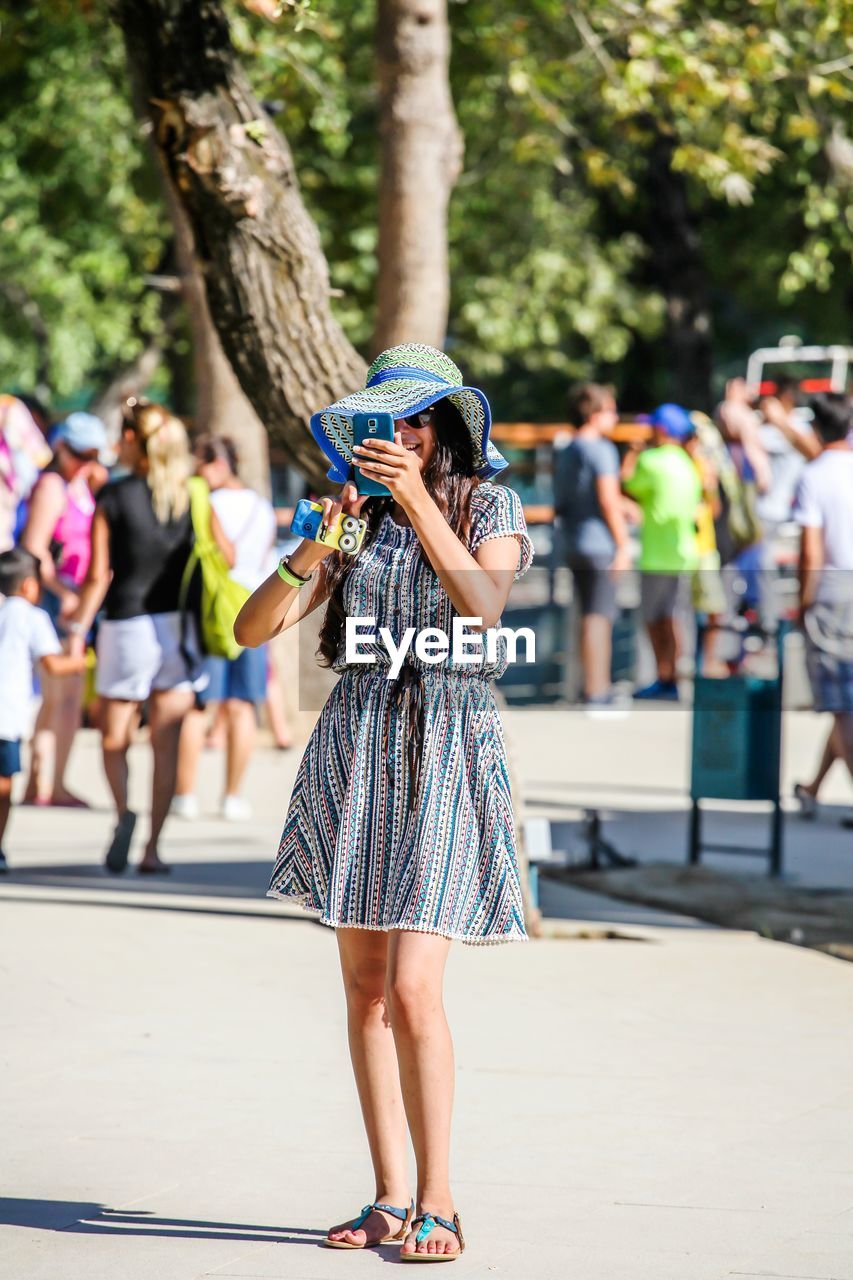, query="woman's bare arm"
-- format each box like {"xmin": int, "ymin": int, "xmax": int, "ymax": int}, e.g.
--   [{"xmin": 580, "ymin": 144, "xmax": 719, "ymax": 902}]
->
[
  {"xmin": 234, "ymin": 482, "xmax": 367, "ymax": 647},
  {"xmin": 21, "ymin": 473, "xmax": 68, "ymax": 603},
  {"xmin": 67, "ymin": 507, "xmax": 113, "ymax": 637},
  {"xmin": 403, "ymin": 491, "xmax": 522, "ymax": 630}
]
